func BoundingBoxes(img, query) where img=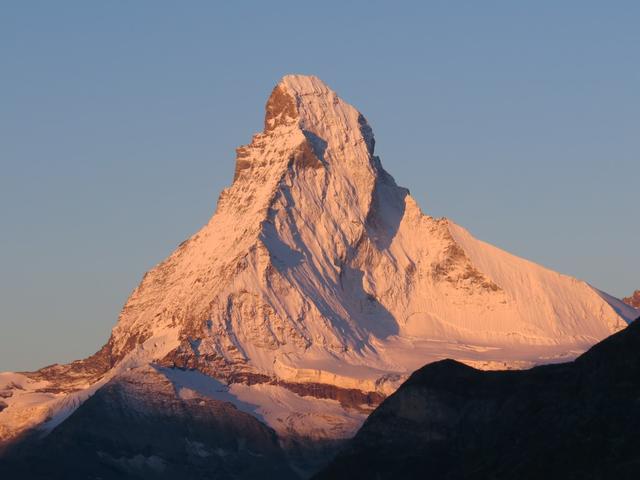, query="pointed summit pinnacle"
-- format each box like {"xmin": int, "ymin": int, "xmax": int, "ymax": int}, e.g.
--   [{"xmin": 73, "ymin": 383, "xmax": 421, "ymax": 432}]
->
[
  {"xmin": 264, "ymin": 75, "xmax": 375, "ymax": 155},
  {"xmin": 229, "ymin": 74, "xmax": 379, "ymax": 207}
]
